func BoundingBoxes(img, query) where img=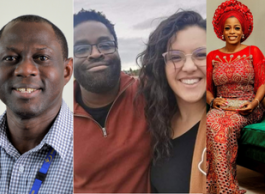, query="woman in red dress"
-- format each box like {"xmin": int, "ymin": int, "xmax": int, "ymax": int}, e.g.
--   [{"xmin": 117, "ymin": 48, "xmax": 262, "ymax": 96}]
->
[{"xmin": 206, "ymin": 0, "xmax": 265, "ymax": 193}]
